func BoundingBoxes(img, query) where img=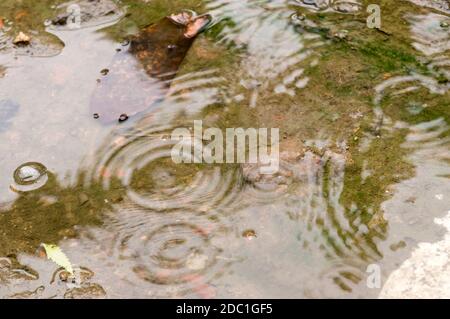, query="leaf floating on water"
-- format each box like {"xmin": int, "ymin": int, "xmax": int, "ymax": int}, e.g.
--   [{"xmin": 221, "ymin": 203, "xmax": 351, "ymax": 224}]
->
[{"xmin": 41, "ymin": 243, "xmax": 74, "ymax": 275}]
